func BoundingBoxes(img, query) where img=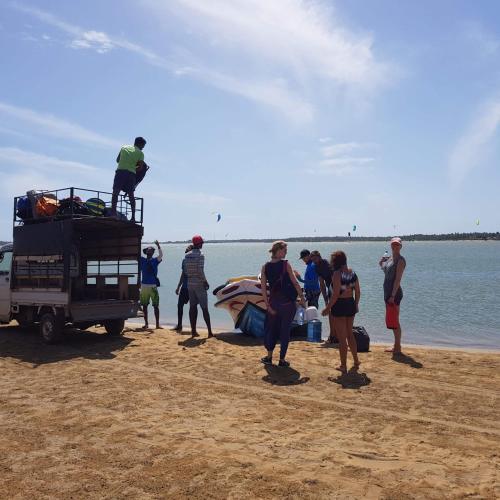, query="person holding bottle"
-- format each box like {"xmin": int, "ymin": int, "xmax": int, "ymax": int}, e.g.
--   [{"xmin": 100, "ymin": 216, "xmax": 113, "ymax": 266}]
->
[
  {"xmin": 260, "ymin": 241, "xmax": 305, "ymax": 367},
  {"xmin": 379, "ymin": 237, "xmax": 407, "ymax": 355}
]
